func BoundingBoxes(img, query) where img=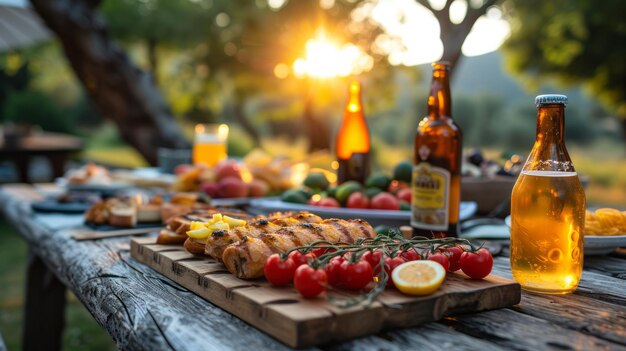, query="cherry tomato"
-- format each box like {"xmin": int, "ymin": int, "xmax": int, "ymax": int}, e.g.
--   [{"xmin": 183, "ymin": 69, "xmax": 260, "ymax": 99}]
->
[
  {"xmin": 307, "ymin": 198, "xmax": 320, "ymax": 206},
  {"xmin": 384, "ymin": 256, "xmax": 406, "ymax": 287},
  {"xmin": 346, "ymin": 192, "xmax": 370, "ymax": 209},
  {"xmin": 339, "ymin": 260, "xmax": 374, "ymax": 290},
  {"xmin": 441, "ymin": 245, "xmax": 465, "ymax": 272},
  {"xmin": 288, "ymin": 250, "xmax": 315, "ymax": 268},
  {"xmin": 361, "ymin": 249, "xmax": 385, "ymax": 274},
  {"xmin": 427, "ymin": 252, "xmax": 450, "ymax": 271},
  {"xmin": 460, "ymin": 248, "xmax": 493, "ymax": 279},
  {"xmin": 396, "ymin": 188, "xmax": 412, "ymax": 203},
  {"xmin": 294, "ymin": 265, "xmax": 327, "ymax": 298},
  {"xmin": 263, "ymin": 254, "xmax": 296, "ymax": 286},
  {"xmin": 387, "ymin": 180, "xmax": 409, "ymax": 194},
  {"xmin": 325, "ymin": 256, "xmax": 345, "ymax": 287},
  {"xmin": 311, "ymin": 246, "xmax": 336, "ymax": 258},
  {"xmin": 317, "ymin": 198, "xmax": 340, "ymax": 207},
  {"xmin": 370, "ymin": 192, "xmax": 401, "ymax": 210},
  {"xmin": 398, "ymin": 248, "xmax": 421, "ymax": 261}
]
